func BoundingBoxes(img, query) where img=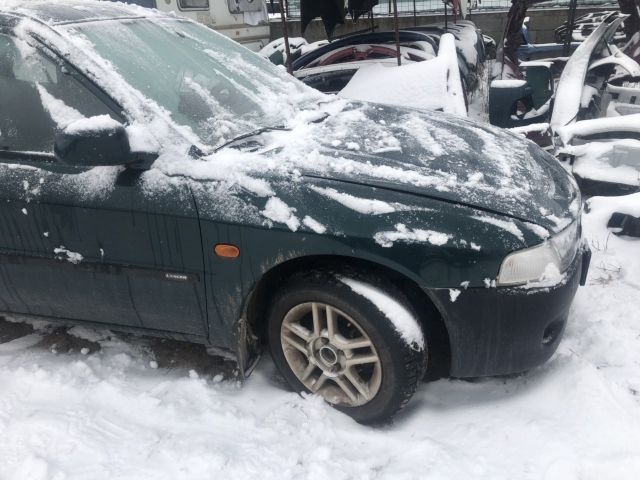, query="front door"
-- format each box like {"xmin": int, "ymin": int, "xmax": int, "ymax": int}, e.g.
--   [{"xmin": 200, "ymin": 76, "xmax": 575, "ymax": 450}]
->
[{"xmin": 0, "ymin": 34, "xmax": 207, "ymax": 337}]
